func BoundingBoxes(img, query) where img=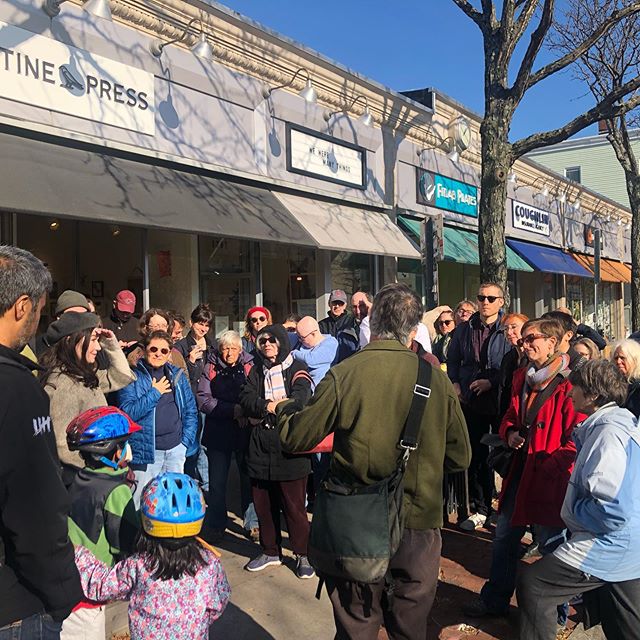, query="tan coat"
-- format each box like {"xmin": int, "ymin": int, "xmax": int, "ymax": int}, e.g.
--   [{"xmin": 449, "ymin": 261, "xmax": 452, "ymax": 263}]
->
[{"xmin": 45, "ymin": 337, "xmax": 135, "ymax": 468}]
